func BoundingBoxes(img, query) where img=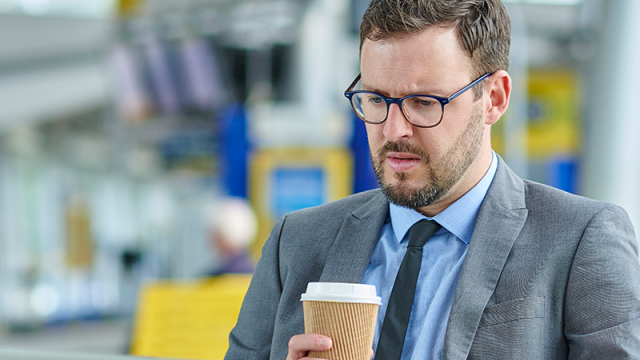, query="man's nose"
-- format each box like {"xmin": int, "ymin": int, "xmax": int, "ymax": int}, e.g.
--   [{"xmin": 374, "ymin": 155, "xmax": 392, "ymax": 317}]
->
[{"xmin": 383, "ymin": 103, "xmax": 414, "ymax": 142}]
